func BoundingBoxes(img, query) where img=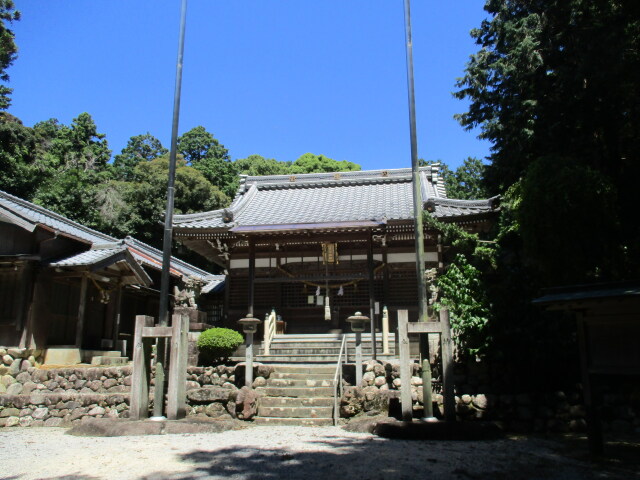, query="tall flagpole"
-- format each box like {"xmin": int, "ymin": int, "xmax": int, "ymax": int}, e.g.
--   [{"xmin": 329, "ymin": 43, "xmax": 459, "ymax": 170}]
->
[
  {"xmin": 154, "ymin": 0, "xmax": 188, "ymax": 419},
  {"xmin": 403, "ymin": 0, "xmax": 434, "ymax": 420}
]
